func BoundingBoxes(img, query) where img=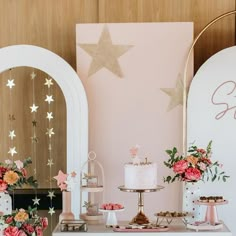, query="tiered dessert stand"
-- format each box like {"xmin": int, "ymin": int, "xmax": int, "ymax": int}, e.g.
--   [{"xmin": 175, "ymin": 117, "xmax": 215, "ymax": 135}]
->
[
  {"xmin": 80, "ymin": 151, "xmax": 105, "ymax": 222},
  {"xmin": 118, "ymin": 185, "xmax": 164, "ymax": 225},
  {"xmin": 187, "ymin": 200, "xmax": 228, "ymax": 231}
]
